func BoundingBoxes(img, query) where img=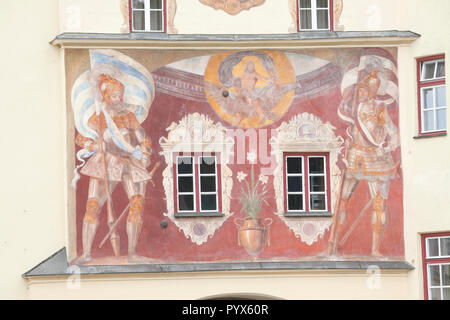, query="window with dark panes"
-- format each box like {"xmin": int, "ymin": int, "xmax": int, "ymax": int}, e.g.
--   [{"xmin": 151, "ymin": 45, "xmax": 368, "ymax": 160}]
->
[
  {"xmin": 176, "ymin": 156, "xmax": 195, "ymax": 212},
  {"xmin": 284, "ymin": 153, "xmax": 330, "ymax": 214},
  {"xmin": 174, "ymin": 154, "xmax": 221, "ymax": 215},
  {"xmin": 298, "ymin": 0, "xmax": 332, "ymax": 31},
  {"xmin": 417, "ymin": 55, "xmax": 446, "ymax": 135},
  {"xmin": 130, "ymin": 0, "xmax": 165, "ymax": 32},
  {"xmin": 422, "ymin": 233, "xmax": 450, "ymax": 300}
]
